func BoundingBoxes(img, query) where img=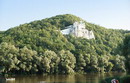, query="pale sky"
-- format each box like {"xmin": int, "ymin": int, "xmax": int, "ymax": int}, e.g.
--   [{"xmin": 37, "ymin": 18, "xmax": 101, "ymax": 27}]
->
[{"xmin": 0, "ymin": 0, "xmax": 130, "ymax": 31}]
